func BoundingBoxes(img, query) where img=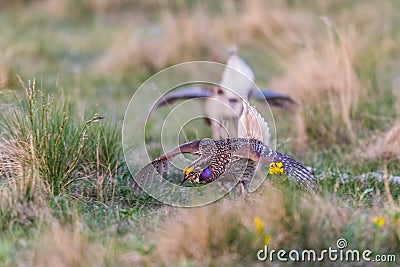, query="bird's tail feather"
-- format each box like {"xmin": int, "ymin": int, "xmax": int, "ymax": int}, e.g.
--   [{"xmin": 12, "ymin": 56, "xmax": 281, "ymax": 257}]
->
[
  {"xmin": 272, "ymin": 151, "xmax": 318, "ymax": 193},
  {"xmin": 238, "ymin": 103, "xmax": 271, "ymax": 145}
]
